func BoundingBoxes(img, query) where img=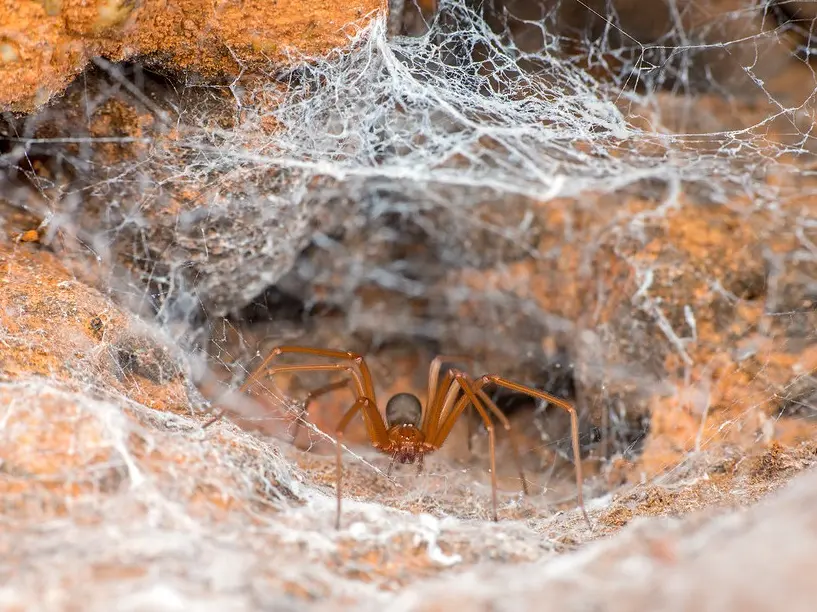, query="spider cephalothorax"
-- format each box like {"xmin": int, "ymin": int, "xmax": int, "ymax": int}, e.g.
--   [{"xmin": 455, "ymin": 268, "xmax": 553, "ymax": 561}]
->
[{"xmin": 204, "ymin": 346, "xmax": 590, "ymax": 530}]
